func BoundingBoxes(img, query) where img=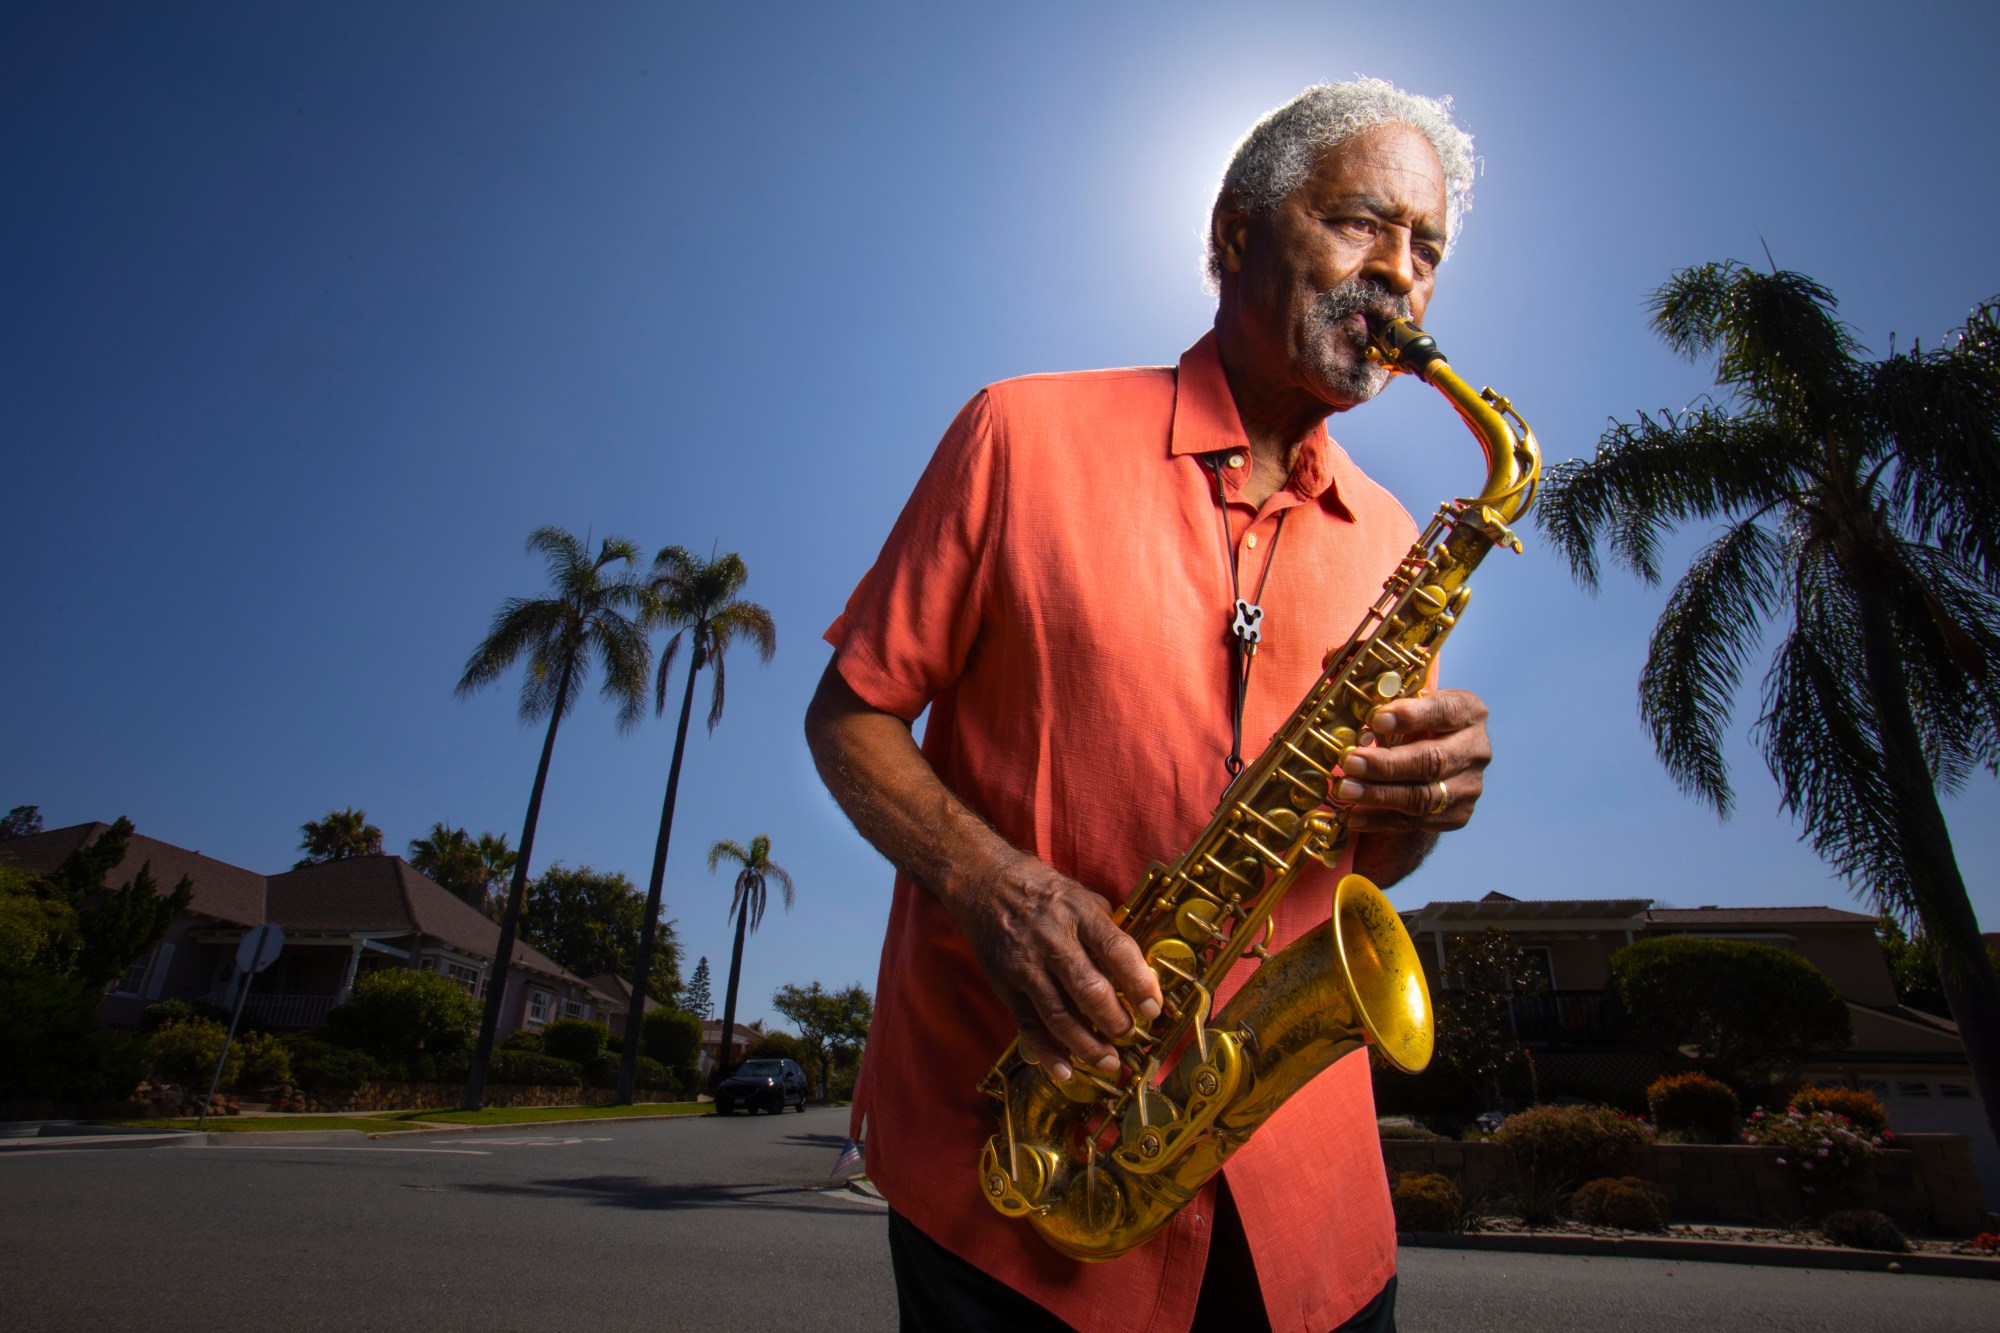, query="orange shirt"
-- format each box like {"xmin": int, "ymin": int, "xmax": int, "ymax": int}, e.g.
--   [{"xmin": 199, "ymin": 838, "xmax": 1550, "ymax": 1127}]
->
[{"xmin": 826, "ymin": 331, "xmax": 1415, "ymax": 1333}]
